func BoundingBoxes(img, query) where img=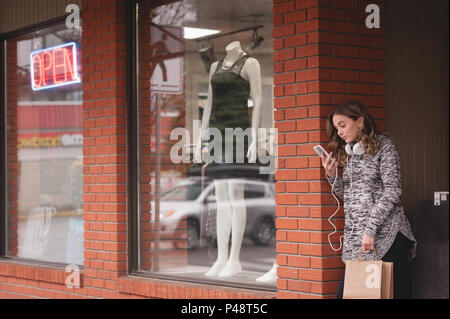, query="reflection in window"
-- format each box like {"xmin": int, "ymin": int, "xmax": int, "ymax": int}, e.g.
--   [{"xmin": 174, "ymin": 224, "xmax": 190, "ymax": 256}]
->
[
  {"xmin": 162, "ymin": 182, "xmax": 204, "ymax": 202},
  {"xmin": 137, "ymin": 0, "xmax": 275, "ymax": 288},
  {"xmin": 6, "ymin": 23, "xmax": 83, "ymax": 265}
]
